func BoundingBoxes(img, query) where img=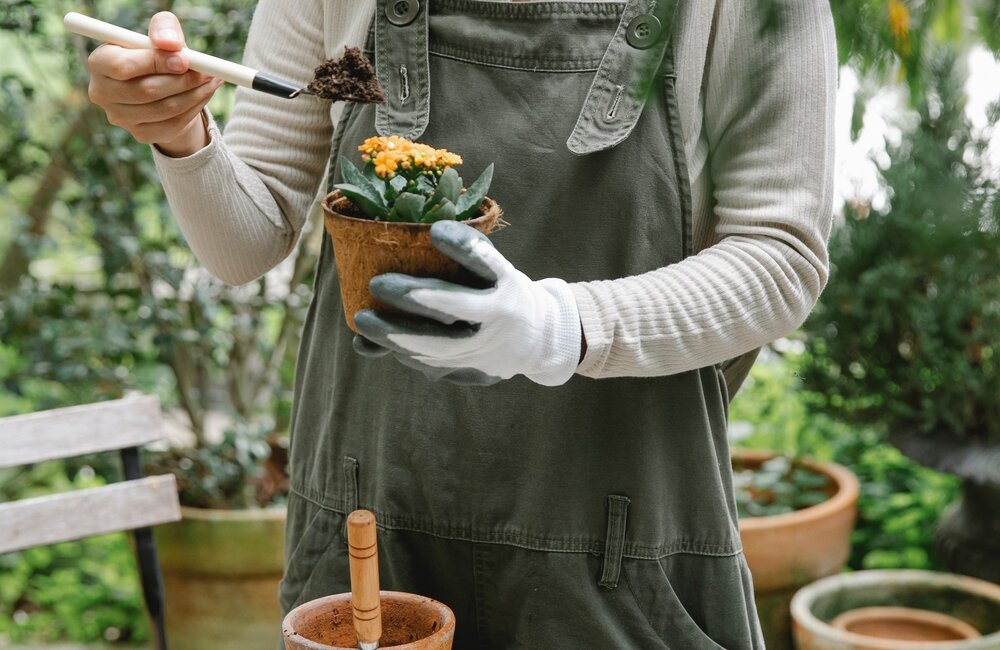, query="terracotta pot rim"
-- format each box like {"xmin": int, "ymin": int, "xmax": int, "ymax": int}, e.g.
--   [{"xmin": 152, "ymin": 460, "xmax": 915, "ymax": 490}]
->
[
  {"xmin": 322, "ymin": 191, "xmax": 499, "ymax": 229},
  {"xmin": 791, "ymin": 569, "xmax": 1000, "ymax": 650},
  {"xmin": 733, "ymin": 449, "xmax": 860, "ymax": 531},
  {"xmin": 830, "ymin": 606, "xmax": 982, "ymax": 640},
  {"xmin": 178, "ymin": 504, "xmax": 287, "ymax": 522},
  {"xmin": 283, "ymin": 590, "xmax": 456, "ymax": 650}
]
